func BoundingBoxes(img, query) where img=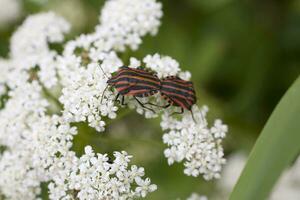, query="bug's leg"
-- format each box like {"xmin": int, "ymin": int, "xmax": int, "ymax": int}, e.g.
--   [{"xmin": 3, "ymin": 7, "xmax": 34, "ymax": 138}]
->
[
  {"xmin": 163, "ymin": 103, "xmax": 171, "ymax": 108},
  {"xmin": 142, "ymin": 90, "xmax": 171, "ymax": 108},
  {"xmin": 121, "ymin": 95, "xmax": 128, "ymax": 106},
  {"xmin": 114, "ymin": 93, "xmax": 121, "ymax": 104},
  {"xmin": 144, "ymin": 102, "xmax": 171, "ymax": 108},
  {"xmin": 190, "ymin": 110, "xmax": 196, "ymax": 123},
  {"xmin": 169, "ymin": 107, "xmax": 184, "ymax": 116},
  {"xmin": 133, "ymin": 96, "xmax": 156, "ymax": 113}
]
